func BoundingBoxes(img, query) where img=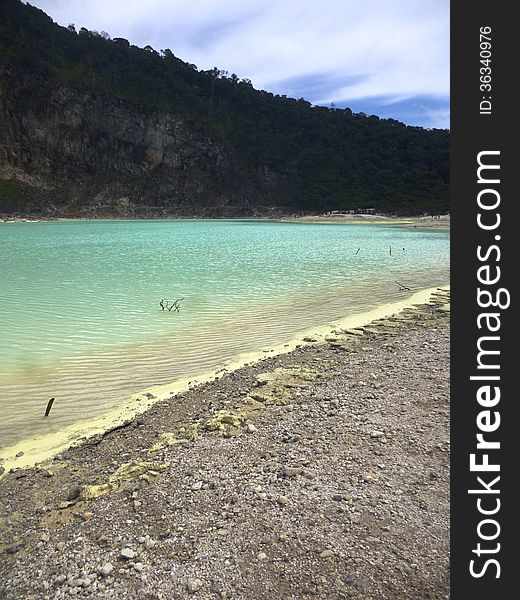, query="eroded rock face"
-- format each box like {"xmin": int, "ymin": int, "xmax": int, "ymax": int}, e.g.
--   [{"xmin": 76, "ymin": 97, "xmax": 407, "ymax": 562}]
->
[{"xmin": 0, "ymin": 60, "xmax": 282, "ymax": 217}]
